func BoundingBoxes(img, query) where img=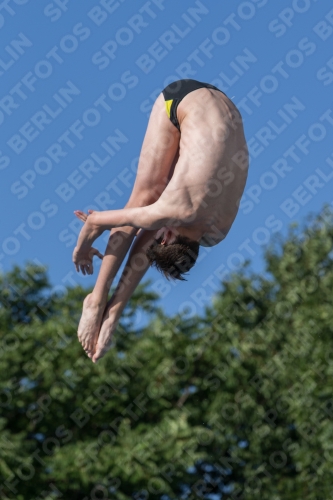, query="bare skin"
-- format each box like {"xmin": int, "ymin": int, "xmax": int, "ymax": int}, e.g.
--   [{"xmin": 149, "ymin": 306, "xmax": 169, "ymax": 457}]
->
[
  {"xmin": 74, "ymin": 97, "xmax": 180, "ymax": 361},
  {"xmin": 73, "ymin": 87, "xmax": 249, "ymax": 362}
]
